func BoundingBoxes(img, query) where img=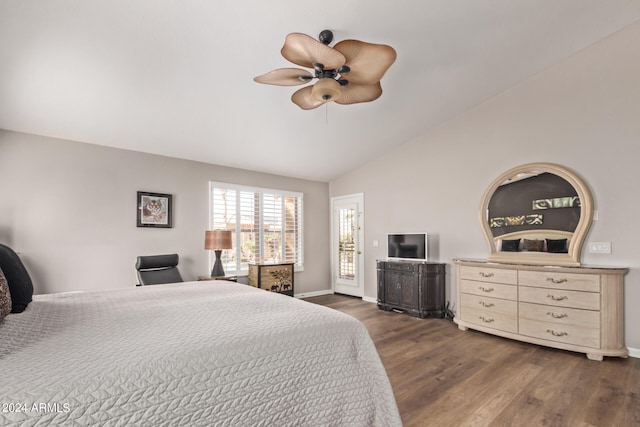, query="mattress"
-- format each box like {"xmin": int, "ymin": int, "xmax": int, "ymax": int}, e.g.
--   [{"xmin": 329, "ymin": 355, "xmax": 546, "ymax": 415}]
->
[{"xmin": 0, "ymin": 281, "xmax": 401, "ymax": 426}]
